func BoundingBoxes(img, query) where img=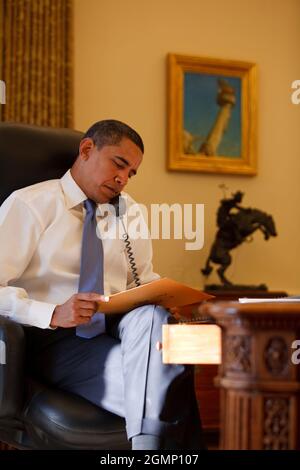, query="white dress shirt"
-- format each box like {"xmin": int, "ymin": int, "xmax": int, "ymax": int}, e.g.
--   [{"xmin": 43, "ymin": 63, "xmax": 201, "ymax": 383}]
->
[{"xmin": 0, "ymin": 170, "xmax": 159, "ymax": 329}]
